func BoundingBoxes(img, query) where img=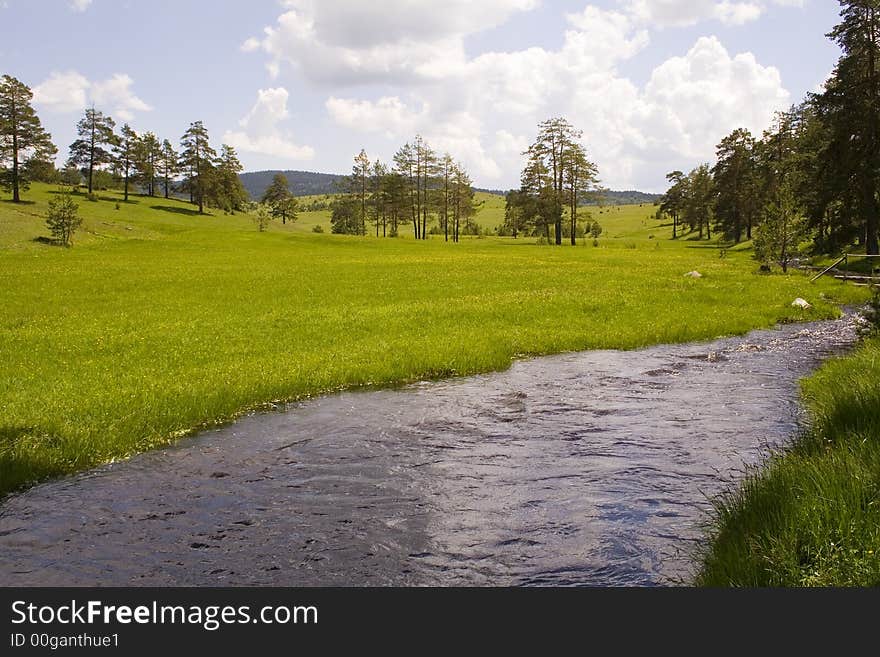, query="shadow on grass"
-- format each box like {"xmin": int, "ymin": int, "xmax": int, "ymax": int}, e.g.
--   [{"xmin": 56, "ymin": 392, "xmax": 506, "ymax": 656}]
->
[
  {"xmin": 0, "ymin": 426, "xmax": 68, "ymax": 499},
  {"xmin": 0, "ymin": 199, "xmax": 36, "ymax": 206},
  {"xmin": 31, "ymin": 236, "xmax": 68, "ymax": 247},
  {"xmin": 150, "ymin": 205, "xmax": 204, "ymax": 217}
]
